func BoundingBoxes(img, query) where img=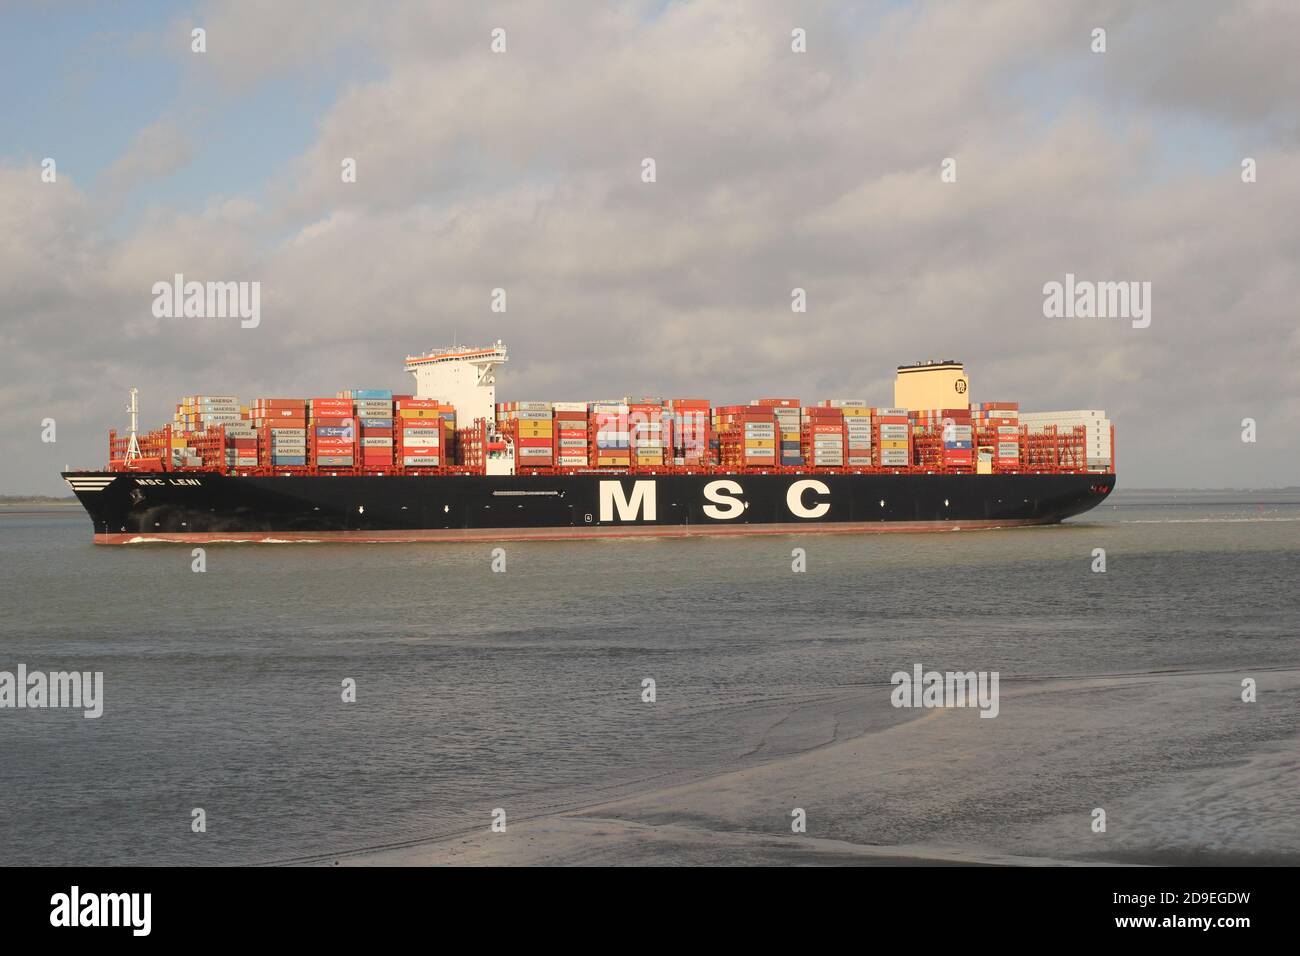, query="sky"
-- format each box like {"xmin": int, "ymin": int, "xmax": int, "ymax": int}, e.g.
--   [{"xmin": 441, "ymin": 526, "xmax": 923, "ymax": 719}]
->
[{"xmin": 2, "ymin": 0, "xmax": 1297, "ymax": 493}]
